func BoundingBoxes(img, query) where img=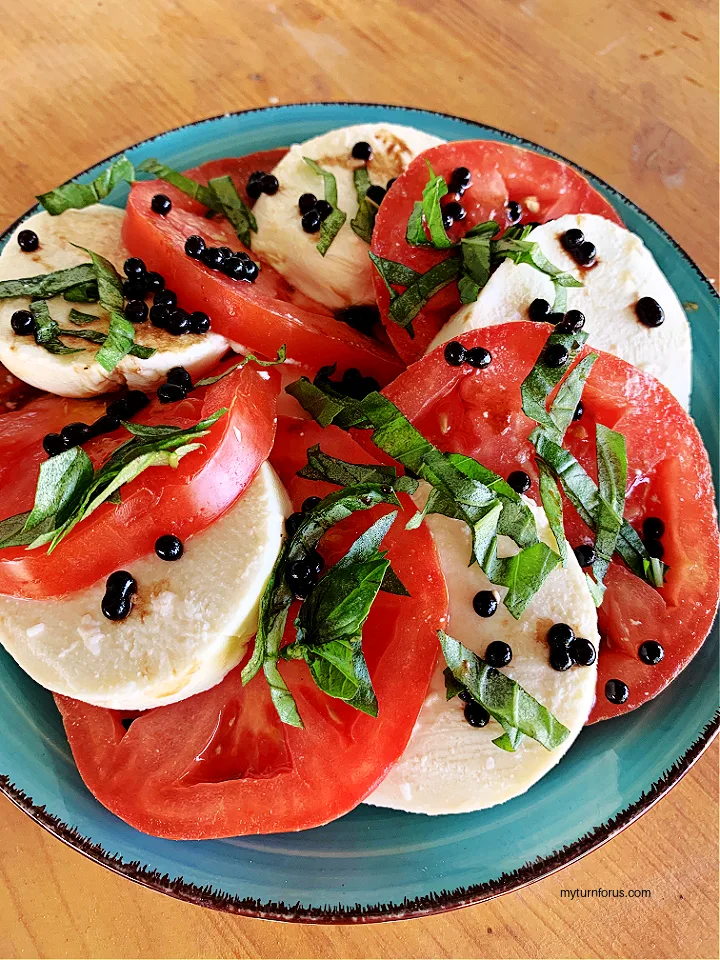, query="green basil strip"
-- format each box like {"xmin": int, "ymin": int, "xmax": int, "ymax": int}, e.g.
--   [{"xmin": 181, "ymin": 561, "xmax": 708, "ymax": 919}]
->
[
  {"xmin": 136, "ymin": 158, "xmax": 221, "ymax": 211},
  {"xmin": 405, "ymin": 201, "xmax": 429, "ymax": 246},
  {"xmin": 285, "ymin": 370, "xmax": 370, "ymax": 430},
  {"xmin": 298, "ymin": 444, "xmax": 407, "ymax": 490},
  {"xmin": 388, "ymin": 256, "xmax": 460, "ymax": 331},
  {"xmin": 303, "ymin": 157, "xmax": 347, "ymax": 256},
  {"xmin": 493, "ymin": 719, "xmax": 525, "ymax": 752},
  {"xmin": 0, "ymin": 264, "xmax": 96, "ymax": 301},
  {"xmin": 55, "ymin": 326, "xmax": 156, "ymax": 360},
  {"xmin": 368, "ymin": 252, "xmax": 422, "ymax": 303},
  {"xmin": 537, "ymin": 457, "xmax": 568, "ymax": 565},
  {"xmin": 350, "ymin": 168, "xmax": 376, "ymax": 243},
  {"xmin": 544, "ymin": 353, "xmax": 598, "ymax": 444},
  {"xmin": 72, "ymin": 245, "xmax": 124, "ymax": 312},
  {"xmin": 94, "ymin": 312, "xmax": 135, "ymax": 372},
  {"xmin": 460, "ymin": 235, "xmax": 492, "ymax": 294},
  {"xmin": 520, "ymin": 328, "xmax": 589, "ymax": 432},
  {"xmin": 63, "ymin": 280, "xmax": 99, "ymax": 303},
  {"xmin": 419, "ymin": 161, "xmax": 452, "ymax": 249},
  {"xmin": 492, "ymin": 235, "xmax": 583, "ymax": 289},
  {"xmin": 194, "ymin": 345, "xmax": 286, "ymax": 388},
  {"xmin": 592, "ymin": 424, "xmax": 628, "ymax": 584},
  {"xmin": 208, "ymin": 175, "xmax": 257, "ymax": 248},
  {"xmin": 68, "ymin": 308, "xmax": 99, "ymax": 325},
  {"xmin": 31, "ymin": 301, "xmax": 84, "ymax": 356},
  {"xmin": 37, "ymin": 156, "xmax": 135, "ymax": 215},
  {"xmin": 439, "ymin": 630, "xmax": 570, "ymax": 750},
  {"xmin": 464, "ymin": 220, "xmax": 501, "ymax": 240},
  {"xmin": 551, "ymin": 281, "xmax": 568, "ymax": 313},
  {"xmin": 24, "ymin": 446, "xmax": 94, "ymax": 533},
  {"xmin": 458, "ymin": 275, "xmax": 481, "ymax": 305}
]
